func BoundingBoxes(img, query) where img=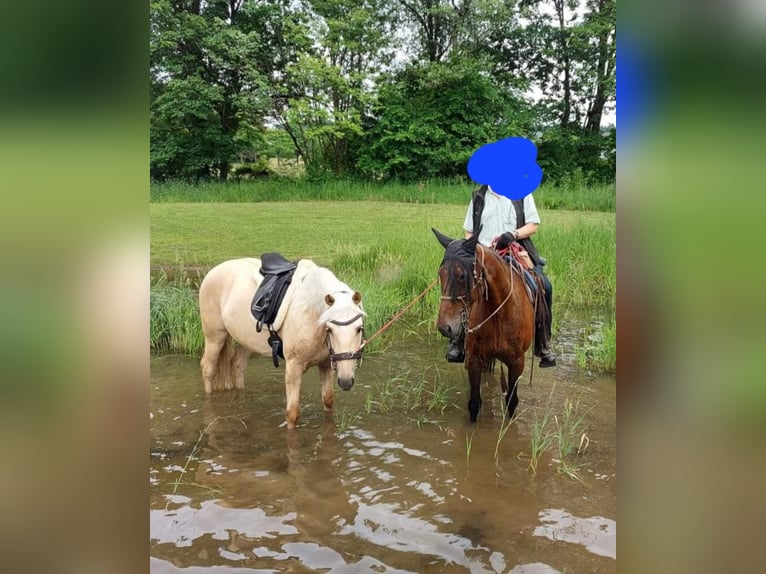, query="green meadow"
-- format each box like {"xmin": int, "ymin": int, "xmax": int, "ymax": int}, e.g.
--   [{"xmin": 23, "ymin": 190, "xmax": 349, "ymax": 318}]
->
[{"xmin": 151, "ymin": 201, "xmax": 615, "ymax": 372}]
